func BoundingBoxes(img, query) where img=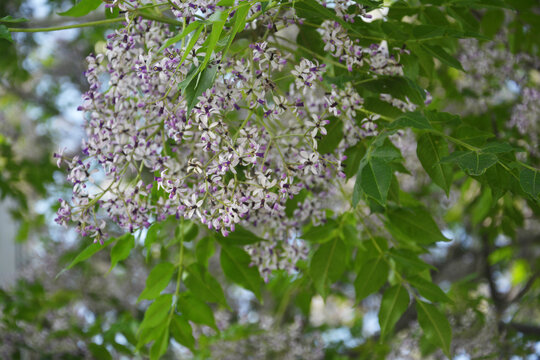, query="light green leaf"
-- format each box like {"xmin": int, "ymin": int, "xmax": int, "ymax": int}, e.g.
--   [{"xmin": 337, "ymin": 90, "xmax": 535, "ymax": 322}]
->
[
  {"xmin": 57, "ymin": 237, "xmax": 116, "ymax": 277},
  {"xmin": 138, "ymin": 294, "xmax": 173, "ymax": 337},
  {"xmin": 149, "ymin": 326, "xmax": 169, "ymax": 360},
  {"xmin": 138, "ymin": 262, "xmax": 176, "ymax": 302},
  {"xmin": 0, "ymin": 16, "xmax": 28, "ymax": 23},
  {"xmin": 170, "ymin": 314, "xmax": 195, "ymax": 351},
  {"xmin": 386, "ymin": 207, "xmax": 449, "ymax": 245},
  {"xmin": 221, "ymin": 3, "xmax": 250, "ymax": 58},
  {"xmin": 184, "ymin": 263, "xmax": 228, "ymax": 307},
  {"xmin": 310, "ymin": 237, "xmax": 348, "ymax": 297},
  {"xmin": 355, "ymin": 256, "xmax": 389, "ymax": 301},
  {"xmin": 200, "ymin": 10, "xmax": 228, "ymax": 71},
  {"xmin": 408, "ymin": 276, "xmax": 452, "ymax": 303},
  {"xmin": 158, "ymin": 21, "xmax": 203, "ymax": 53},
  {"xmin": 379, "ymin": 284, "xmax": 409, "ymax": 339},
  {"xmin": 416, "ymin": 301, "xmax": 452, "ymax": 357},
  {"xmin": 177, "ymin": 293, "xmax": 217, "ymax": 330},
  {"xmin": 108, "ymin": 233, "xmax": 135, "ymax": 272},
  {"xmin": 416, "ymin": 133, "xmax": 452, "ymax": 195},
  {"xmin": 302, "ymin": 220, "xmax": 339, "ymax": 243},
  {"xmin": 220, "ymin": 245, "xmax": 263, "ymax": 300},
  {"xmin": 360, "ymin": 157, "xmax": 392, "ymax": 205},
  {"xmin": 58, "ymin": 0, "xmax": 101, "ymax": 17},
  {"xmin": 421, "ymin": 44, "xmax": 464, "ymax": 71}
]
